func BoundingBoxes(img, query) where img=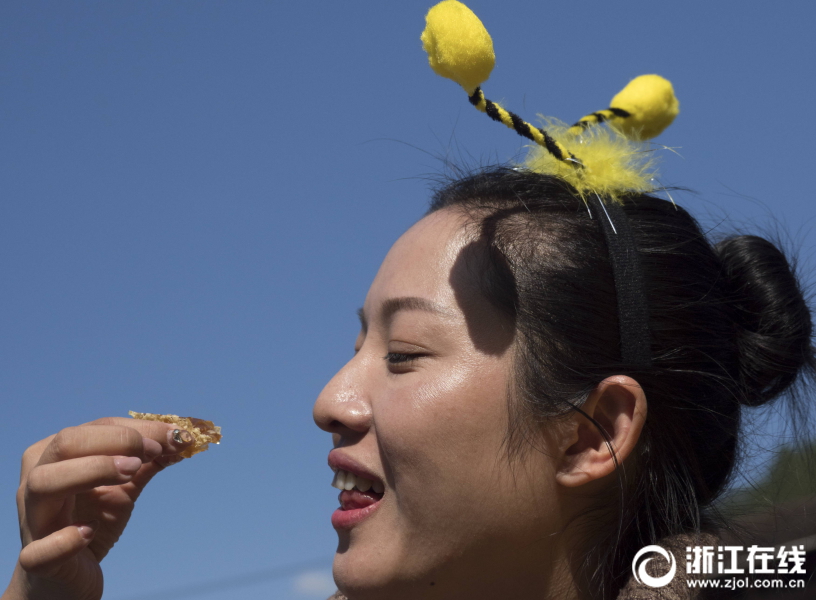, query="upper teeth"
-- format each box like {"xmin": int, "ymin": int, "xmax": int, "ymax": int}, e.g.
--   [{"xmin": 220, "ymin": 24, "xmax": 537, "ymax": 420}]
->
[{"xmin": 331, "ymin": 469, "xmax": 384, "ymax": 494}]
